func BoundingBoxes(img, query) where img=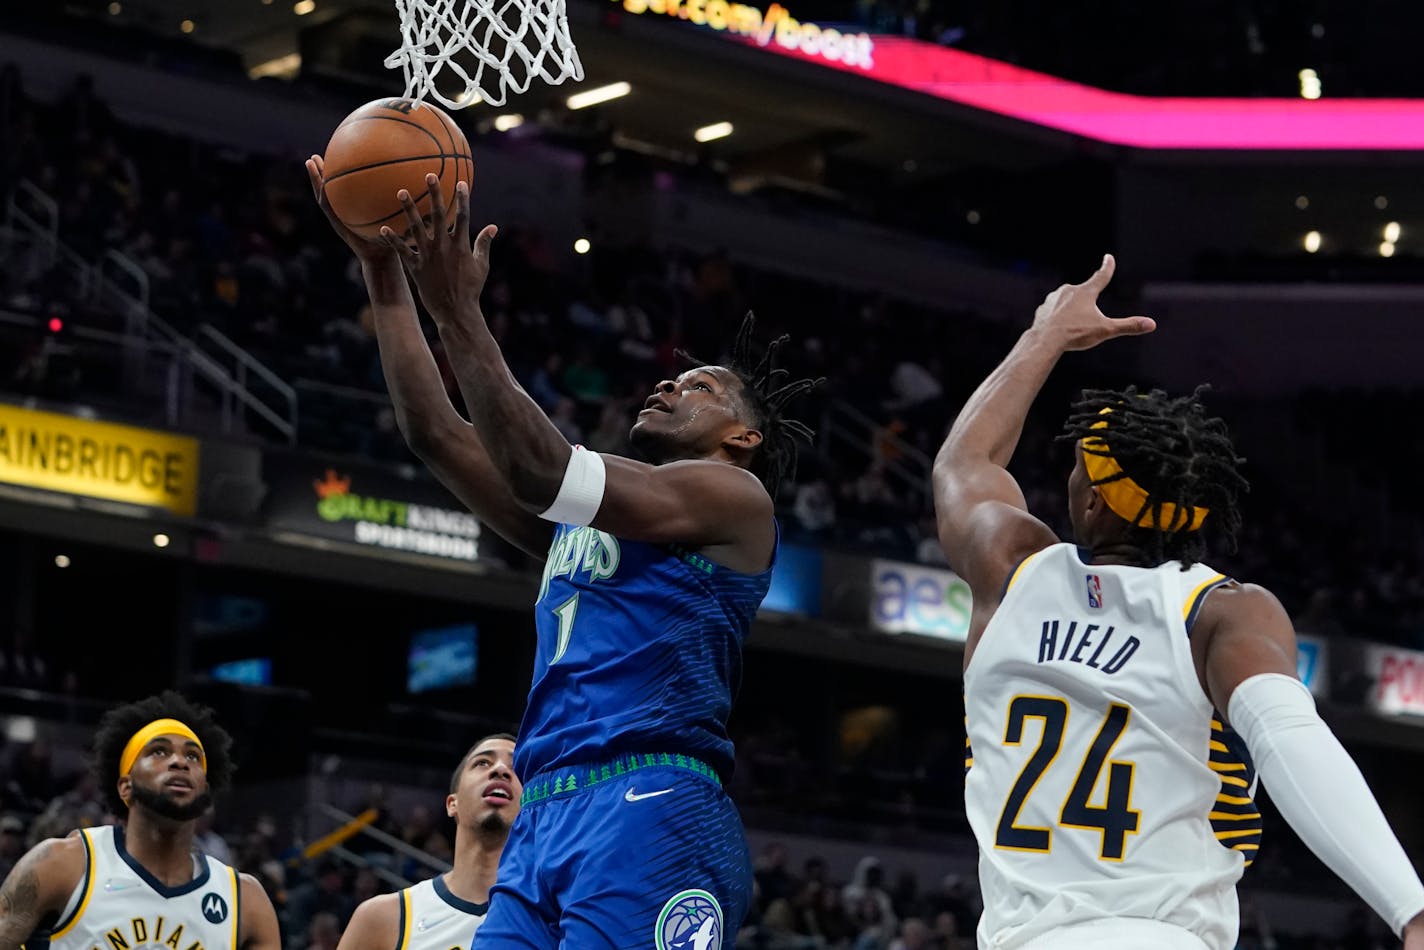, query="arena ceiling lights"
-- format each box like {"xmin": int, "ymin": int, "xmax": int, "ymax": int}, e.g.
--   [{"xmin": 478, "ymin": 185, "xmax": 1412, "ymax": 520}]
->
[{"xmin": 566, "ymin": 81, "xmax": 631, "ymax": 109}]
